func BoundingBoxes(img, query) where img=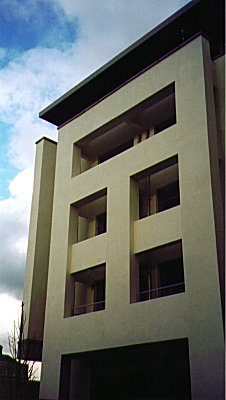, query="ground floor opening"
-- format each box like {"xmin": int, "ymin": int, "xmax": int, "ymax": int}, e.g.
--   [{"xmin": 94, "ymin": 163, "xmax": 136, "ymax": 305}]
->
[{"xmin": 59, "ymin": 338, "xmax": 191, "ymax": 400}]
